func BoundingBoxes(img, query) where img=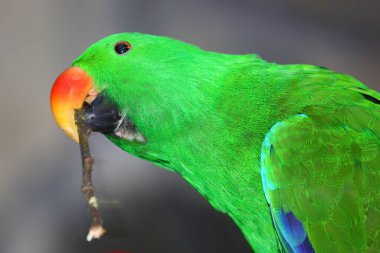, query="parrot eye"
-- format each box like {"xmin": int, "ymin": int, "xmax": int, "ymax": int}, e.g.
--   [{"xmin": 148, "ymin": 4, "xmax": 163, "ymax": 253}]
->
[{"xmin": 114, "ymin": 41, "xmax": 131, "ymax": 55}]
